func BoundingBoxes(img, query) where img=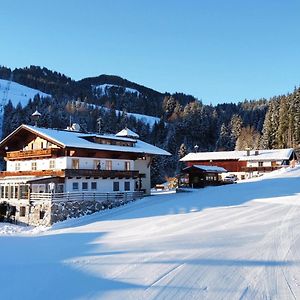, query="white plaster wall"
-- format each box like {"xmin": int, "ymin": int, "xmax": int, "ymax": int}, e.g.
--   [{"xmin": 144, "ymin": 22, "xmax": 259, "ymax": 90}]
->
[
  {"xmin": 65, "ymin": 157, "xmax": 133, "ymax": 170},
  {"xmin": 7, "ymin": 157, "xmax": 134, "ymax": 172},
  {"xmin": 134, "ymin": 157, "xmax": 151, "ymax": 195},
  {"xmin": 65, "ymin": 177, "xmax": 135, "ymax": 193},
  {"xmin": 246, "ymin": 161, "xmax": 273, "ymax": 167},
  {"xmin": 7, "ymin": 157, "xmax": 67, "ymax": 171}
]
